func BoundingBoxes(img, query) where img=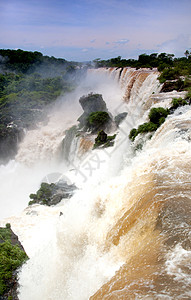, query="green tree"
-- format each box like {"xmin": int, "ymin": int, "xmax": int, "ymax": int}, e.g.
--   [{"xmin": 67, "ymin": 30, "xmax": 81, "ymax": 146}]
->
[{"xmin": 184, "ymin": 50, "xmax": 190, "ymax": 59}]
